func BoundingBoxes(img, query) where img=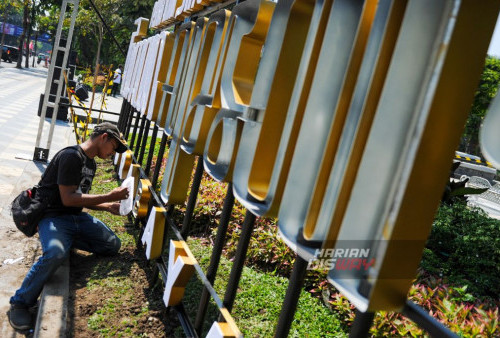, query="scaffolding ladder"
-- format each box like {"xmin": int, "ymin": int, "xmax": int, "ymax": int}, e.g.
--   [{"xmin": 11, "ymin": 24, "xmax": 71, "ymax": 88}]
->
[{"xmin": 34, "ymin": 0, "xmax": 80, "ymax": 162}]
